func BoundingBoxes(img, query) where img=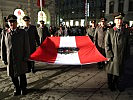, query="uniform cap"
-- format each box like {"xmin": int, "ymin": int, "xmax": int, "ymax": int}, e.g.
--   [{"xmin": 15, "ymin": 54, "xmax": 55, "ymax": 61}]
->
[
  {"xmin": 115, "ymin": 13, "xmax": 125, "ymax": 19},
  {"xmin": 39, "ymin": 20, "xmax": 44, "ymax": 24},
  {"xmin": 23, "ymin": 16, "xmax": 30, "ymax": 21},
  {"xmin": 100, "ymin": 17, "xmax": 107, "ymax": 22},
  {"xmin": 7, "ymin": 14, "xmax": 17, "ymax": 21},
  {"xmin": 91, "ymin": 20, "xmax": 96, "ymax": 23}
]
